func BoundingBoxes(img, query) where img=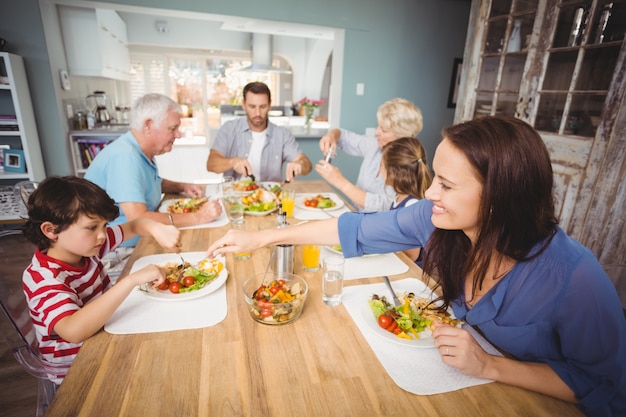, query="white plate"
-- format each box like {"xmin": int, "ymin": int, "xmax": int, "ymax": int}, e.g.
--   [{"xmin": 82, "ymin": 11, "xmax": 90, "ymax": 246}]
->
[
  {"xmin": 244, "ymin": 207, "xmax": 277, "ymax": 216},
  {"xmin": 295, "ymin": 193, "xmax": 344, "ymax": 211},
  {"xmin": 259, "ymin": 181, "xmax": 281, "ymax": 193},
  {"xmin": 131, "ymin": 252, "xmax": 228, "ymax": 302},
  {"xmin": 361, "ymin": 302, "xmax": 436, "ymax": 348},
  {"xmin": 158, "ymin": 198, "xmax": 207, "ymax": 214},
  {"xmin": 360, "ymin": 282, "xmax": 456, "ymax": 348}
]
